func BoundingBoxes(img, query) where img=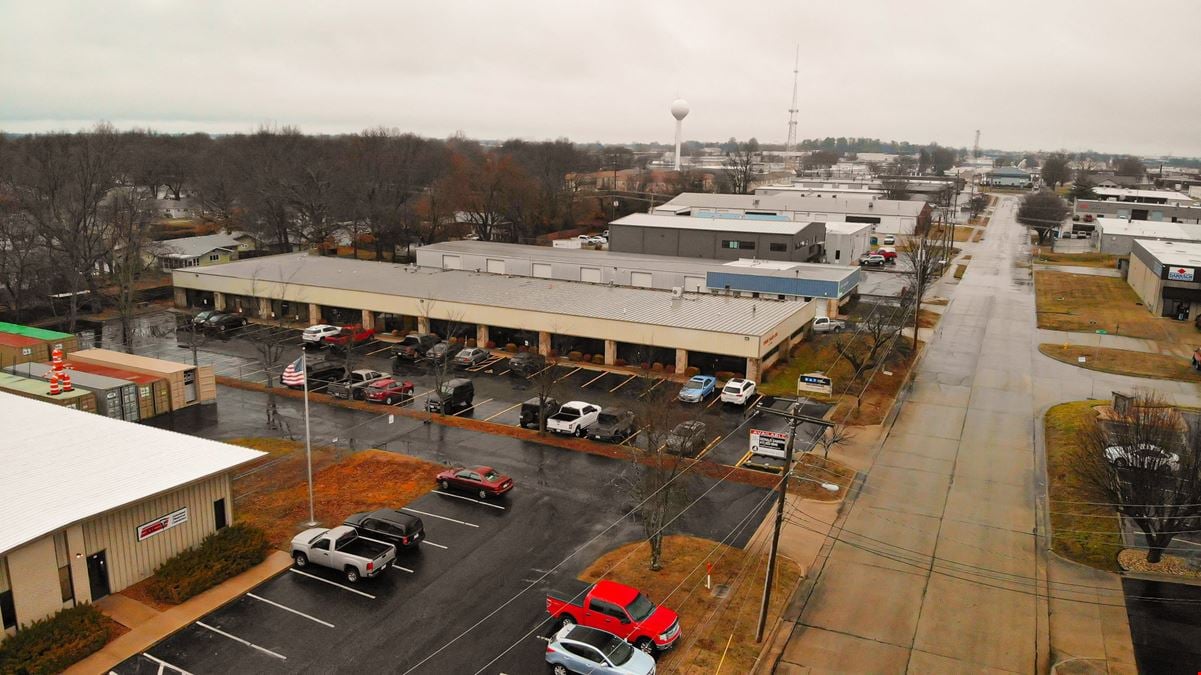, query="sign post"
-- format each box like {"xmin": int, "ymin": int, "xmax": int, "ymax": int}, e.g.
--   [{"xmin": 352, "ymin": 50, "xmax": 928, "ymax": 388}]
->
[{"xmin": 797, "ymin": 372, "xmax": 833, "ymax": 396}]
